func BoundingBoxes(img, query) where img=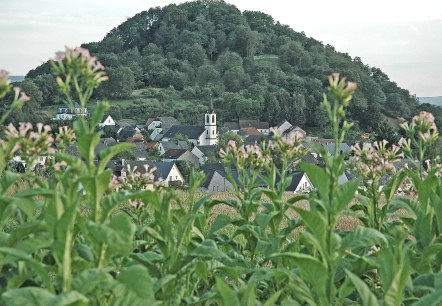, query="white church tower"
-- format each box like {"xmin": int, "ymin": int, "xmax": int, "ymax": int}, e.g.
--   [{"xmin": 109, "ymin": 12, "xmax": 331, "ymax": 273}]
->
[{"xmin": 205, "ymin": 94, "xmax": 217, "ymax": 145}]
